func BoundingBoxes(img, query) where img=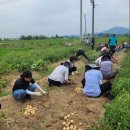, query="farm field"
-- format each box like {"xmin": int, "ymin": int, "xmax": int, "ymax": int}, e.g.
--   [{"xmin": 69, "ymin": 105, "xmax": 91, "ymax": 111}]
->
[{"xmin": 0, "ymin": 37, "xmax": 130, "ymax": 130}]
